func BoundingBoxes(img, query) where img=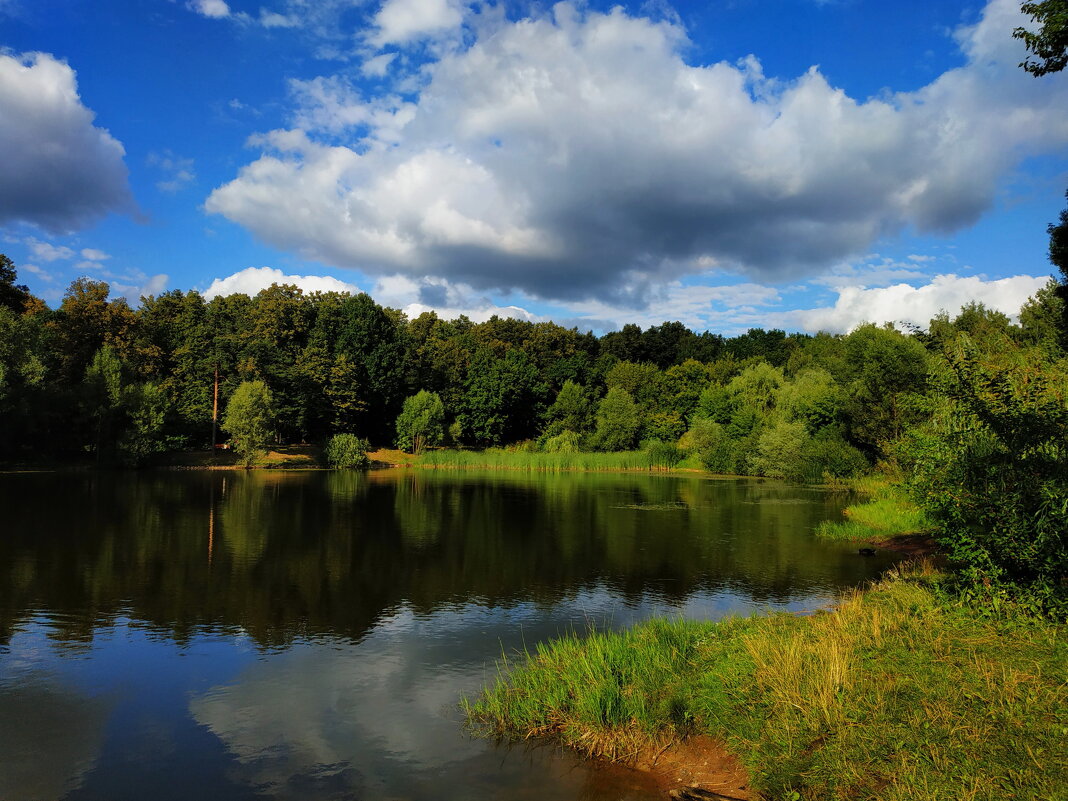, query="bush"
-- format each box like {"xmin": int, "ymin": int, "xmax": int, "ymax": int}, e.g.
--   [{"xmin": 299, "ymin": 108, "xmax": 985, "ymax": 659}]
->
[
  {"xmin": 750, "ymin": 420, "xmax": 808, "ymax": 480},
  {"xmin": 678, "ymin": 417, "xmax": 721, "ymax": 454},
  {"xmin": 900, "ymin": 337, "xmax": 1068, "ymax": 611},
  {"xmin": 543, "ymin": 430, "xmax": 583, "ymax": 453},
  {"xmin": 324, "ymin": 433, "xmax": 371, "ymax": 469},
  {"xmin": 801, "ymin": 428, "xmax": 870, "ymax": 481}
]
